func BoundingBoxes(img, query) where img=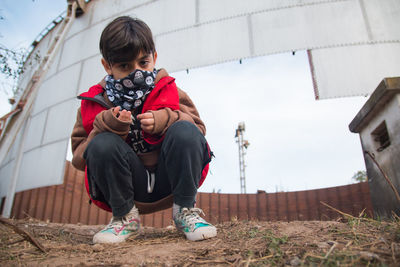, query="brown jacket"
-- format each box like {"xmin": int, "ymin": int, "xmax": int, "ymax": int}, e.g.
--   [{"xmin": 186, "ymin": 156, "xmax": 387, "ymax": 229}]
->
[
  {"xmin": 71, "ymin": 69, "xmax": 205, "ymax": 171},
  {"xmin": 70, "ymin": 69, "xmax": 206, "ymax": 213}
]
